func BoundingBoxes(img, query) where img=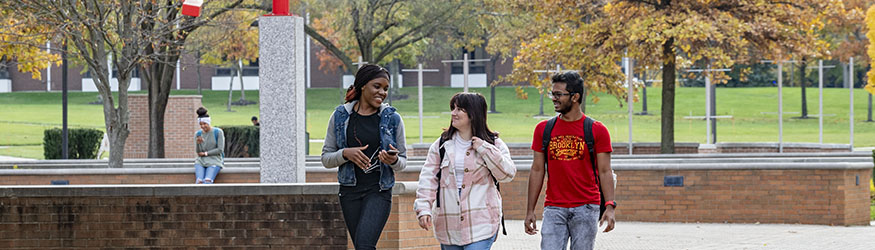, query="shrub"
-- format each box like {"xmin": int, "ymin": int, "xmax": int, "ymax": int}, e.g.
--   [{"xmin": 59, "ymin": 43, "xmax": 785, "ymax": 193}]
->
[
  {"xmin": 43, "ymin": 128, "xmax": 103, "ymax": 159},
  {"xmin": 219, "ymin": 126, "xmax": 259, "ymax": 158}
]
